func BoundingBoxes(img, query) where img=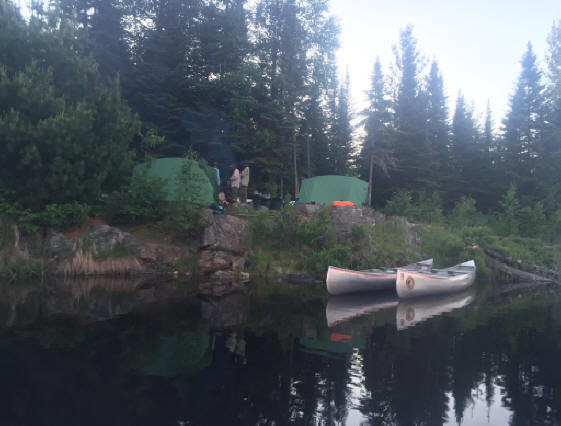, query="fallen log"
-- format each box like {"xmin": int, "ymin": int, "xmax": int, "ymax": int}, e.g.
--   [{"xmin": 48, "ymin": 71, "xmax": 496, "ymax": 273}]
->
[
  {"xmin": 483, "ymin": 247, "xmax": 561, "ymax": 283},
  {"xmin": 484, "ymin": 248, "xmax": 559, "ymax": 285}
]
